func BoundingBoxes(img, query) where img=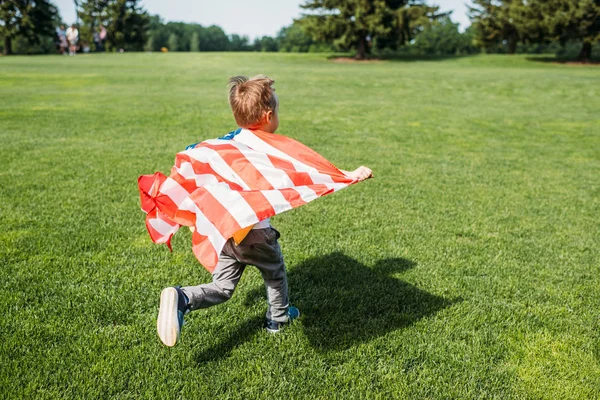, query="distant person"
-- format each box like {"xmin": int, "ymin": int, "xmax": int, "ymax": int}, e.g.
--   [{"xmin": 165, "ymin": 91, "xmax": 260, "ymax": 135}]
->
[
  {"xmin": 152, "ymin": 75, "xmax": 373, "ymax": 347},
  {"xmin": 56, "ymin": 25, "xmax": 68, "ymax": 55},
  {"xmin": 94, "ymin": 25, "xmax": 107, "ymax": 52},
  {"xmin": 93, "ymin": 31, "xmax": 100, "ymax": 51},
  {"xmin": 99, "ymin": 25, "xmax": 107, "ymax": 51},
  {"xmin": 66, "ymin": 24, "xmax": 79, "ymax": 56}
]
